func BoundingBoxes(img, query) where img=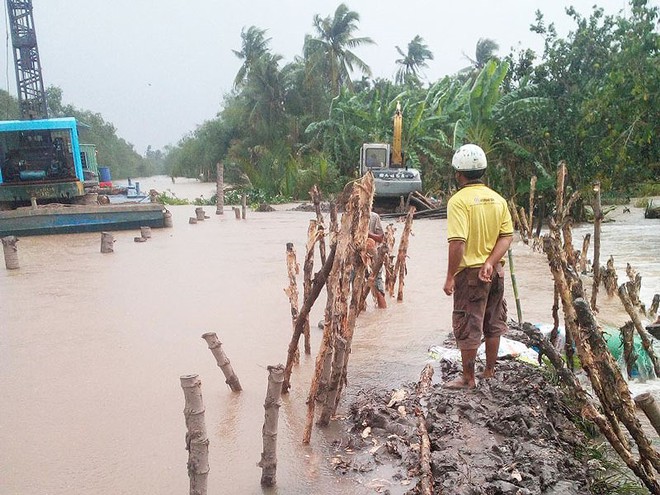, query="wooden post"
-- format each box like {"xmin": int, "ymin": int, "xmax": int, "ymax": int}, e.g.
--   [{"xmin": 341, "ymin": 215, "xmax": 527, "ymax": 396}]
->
[
  {"xmin": 2, "ymin": 236, "xmax": 19, "ymax": 270},
  {"xmin": 508, "ymin": 249, "xmax": 523, "ymax": 323},
  {"xmin": 189, "ymin": 217, "xmax": 198, "ymax": 224},
  {"xmin": 556, "ymin": 161, "xmax": 566, "ymax": 225},
  {"xmin": 360, "ymin": 241, "xmax": 389, "ymax": 311},
  {"xmin": 310, "ymin": 185, "xmax": 327, "ymax": 265},
  {"xmin": 579, "ymin": 233, "xmax": 591, "ymax": 274},
  {"xmin": 233, "ymin": 207, "xmax": 241, "ymax": 219},
  {"xmin": 591, "ymin": 181, "xmax": 603, "ymax": 310},
  {"xmin": 195, "ymin": 208, "xmax": 206, "ymax": 221},
  {"xmin": 281, "ymin": 245, "xmax": 336, "ymax": 394},
  {"xmin": 528, "ymin": 175, "xmax": 537, "ymax": 239},
  {"xmin": 201, "ymin": 332, "xmax": 242, "ymax": 392},
  {"xmin": 140, "ymin": 226, "xmax": 152, "ymax": 239},
  {"xmin": 317, "ymin": 335, "xmax": 346, "ymax": 426},
  {"xmin": 302, "ymin": 221, "xmax": 320, "ymax": 355},
  {"xmin": 535, "ymin": 196, "xmax": 545, "ymax": 238},
  {"xmin": 634, "ymin": 393, "xmax": 660, "ymax": 437},
  {"xmin": 394, "ymin": 207, "xmax": 415, "ymax": 302},
  {"xmin": 384, "ymin": 223, "xmax": 396, "ymax": 297},
  {"xmin": 625, "ymin": 263, "xmax": 643, "ymax": 311},
  {"xmin": 258, "ymin": 365, "xmax": 284, "ymax": 487},
  {"xmin": 416, "ymin": 364, "xmax": 435, "ymax": 494},
  {"xmin": 241, "ymin": 193, "xmax": 247, "ymax": 219},
  {"xmin": 508, "ymin": 199, "xmax": 527, "ymax": 244},
  {"xmin": 302, "ymin": 278, "xmax": 336, "ymax": 444},
  {"xmin": 164, "ymin": 210, "xmax": 173, "ymax": 228},
  {"xmin": 650, "ymin": 294, "xmax": 660, "ymax": 319},
  {"xmin": 215, "ymin": 162, "xmax": 224, "ymax": 215},
  {"xmin": 100, "ymin": 232, "xmax": 114, "ymax": 253},
  {"xmin": 284, "ymin": 243, "xmax": 300, "ymax": 364},
  {"xmin": 620, "ymin": 321, "xmax": 638, "ymax": 379},
  {"xmin": 603, "ymin": 256, "xmax": 619, "ymax": 297},
  {"xmin": 180, "ymin": 374, "xmax": 209, "ymax": 495},
  {"xmin": 518, "ymin": 207, "xmax": 531, "ymax": 242}
]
